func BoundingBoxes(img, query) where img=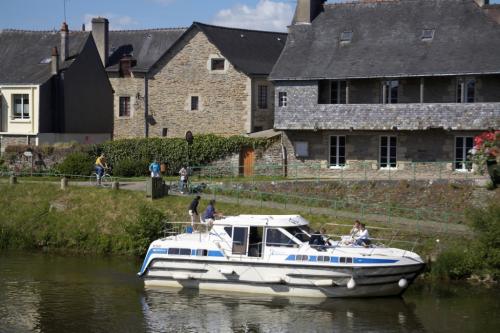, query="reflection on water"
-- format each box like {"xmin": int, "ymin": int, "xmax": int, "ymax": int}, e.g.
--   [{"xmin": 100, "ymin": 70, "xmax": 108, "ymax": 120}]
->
[
  {"xmin": 142, "ymin": 288, "xmax": 424, "ymax": 333},
  {"xmin": 0, "ymin": 252, "xmax": 499, "ymax": 333}
]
